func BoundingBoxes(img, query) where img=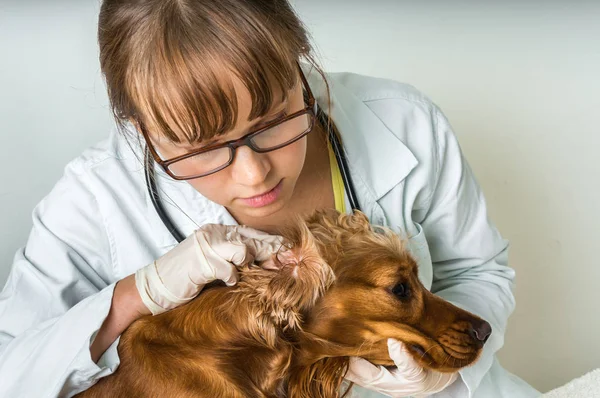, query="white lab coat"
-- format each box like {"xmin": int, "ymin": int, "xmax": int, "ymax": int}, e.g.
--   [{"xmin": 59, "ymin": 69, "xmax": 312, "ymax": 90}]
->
[{"xmin": 0, "ymin": 65, "xmax": 541, "ymax": 398}]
